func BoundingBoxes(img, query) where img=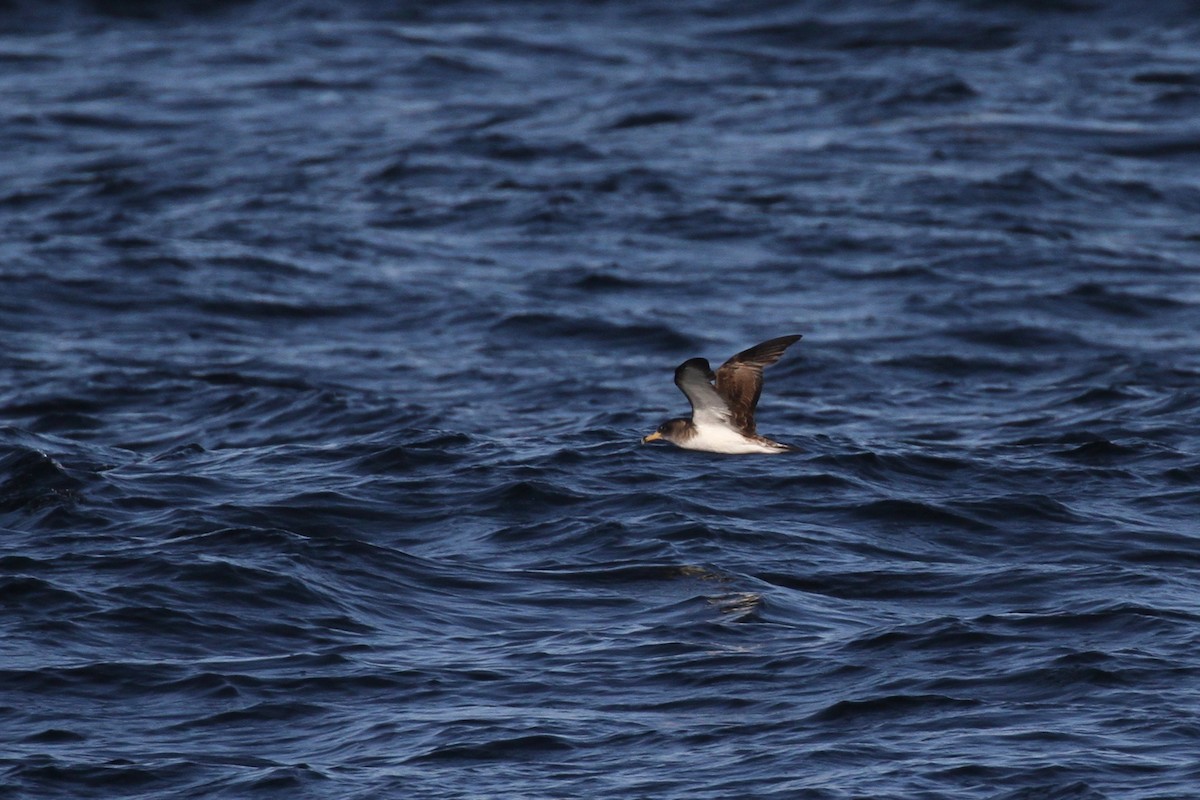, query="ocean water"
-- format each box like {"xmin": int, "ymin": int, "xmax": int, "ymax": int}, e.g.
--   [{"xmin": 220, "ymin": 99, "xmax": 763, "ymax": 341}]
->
[{"xmin": 2, "ymin": 1, "xmax": 1200, "ymax": 797}]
